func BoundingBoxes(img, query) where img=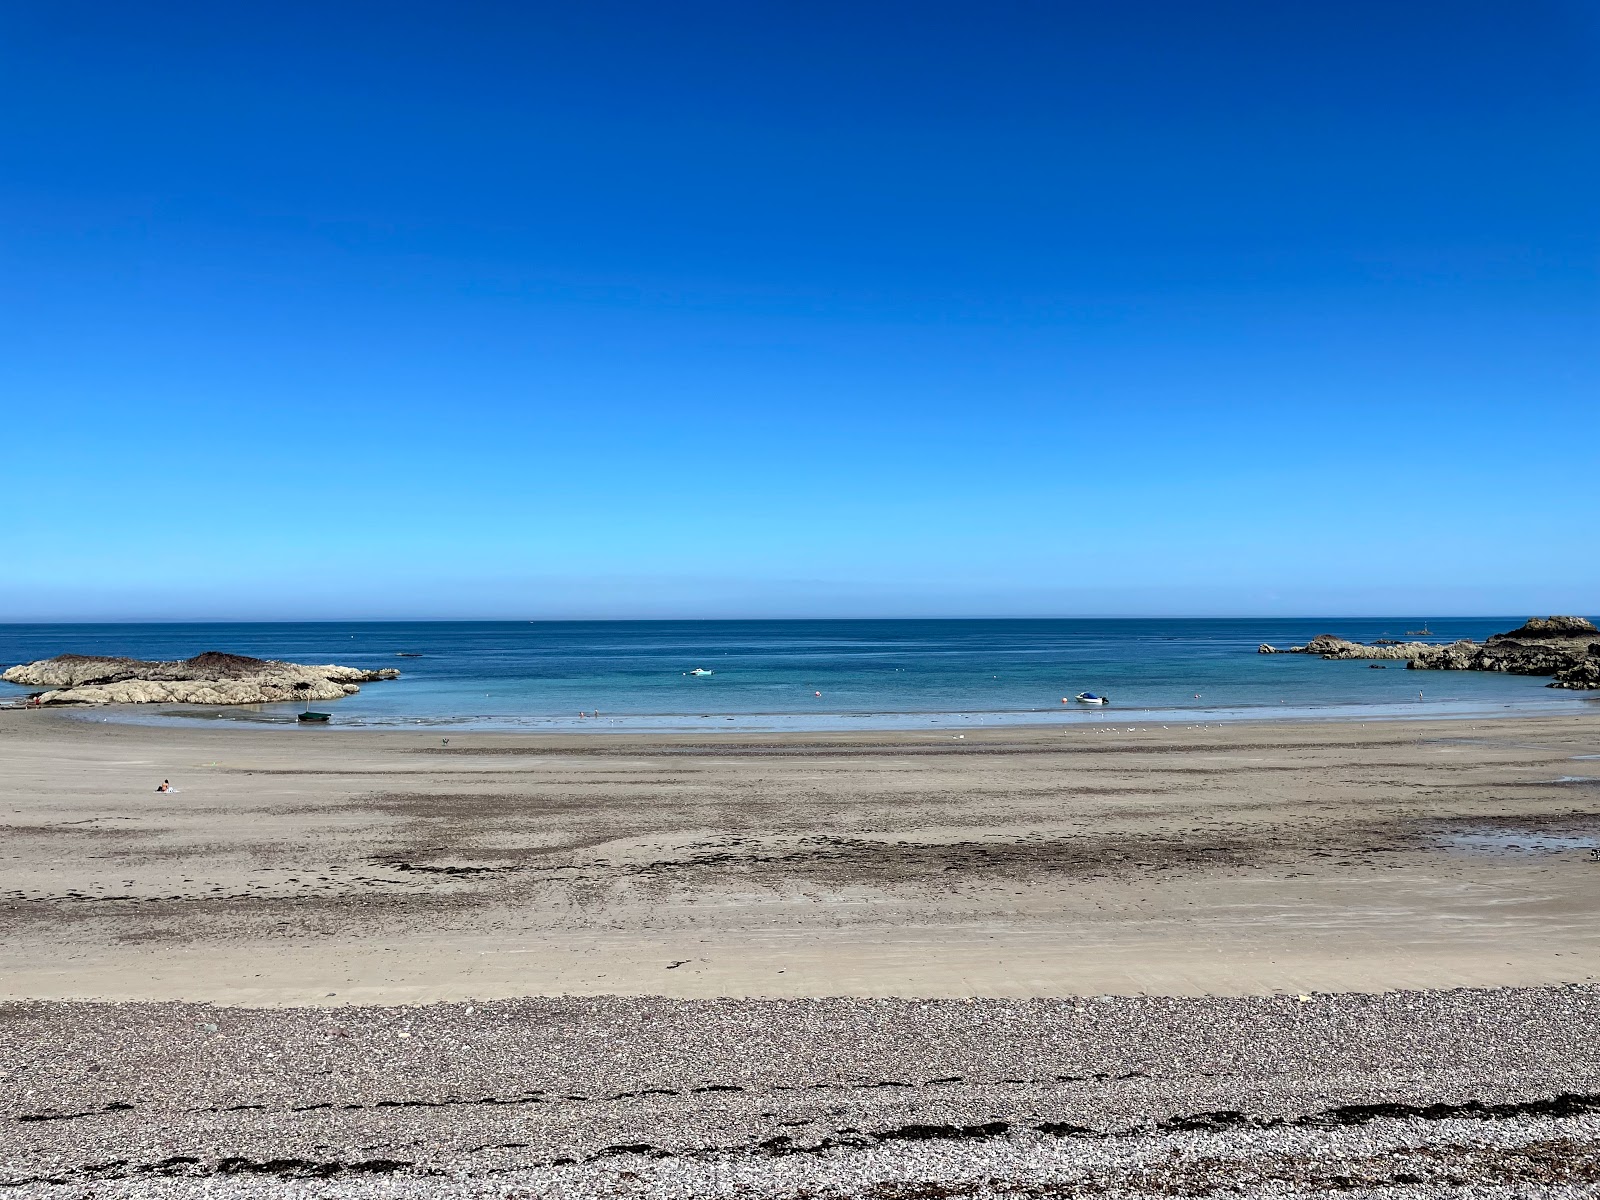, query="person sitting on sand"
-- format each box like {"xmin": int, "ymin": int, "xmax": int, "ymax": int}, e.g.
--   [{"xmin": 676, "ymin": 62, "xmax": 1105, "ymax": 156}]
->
[{"xmin": 155, "ymin": 779, "xmax": 171, "ymax": 793}]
